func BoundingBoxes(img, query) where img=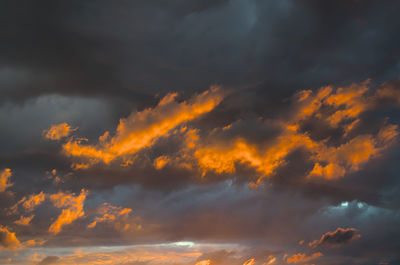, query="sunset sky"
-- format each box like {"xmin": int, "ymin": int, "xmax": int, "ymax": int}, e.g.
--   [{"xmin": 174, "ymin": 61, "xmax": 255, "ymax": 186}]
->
[{"xmin": 1, "ymin": 1, "xmax": 400, "ymax": 265}]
